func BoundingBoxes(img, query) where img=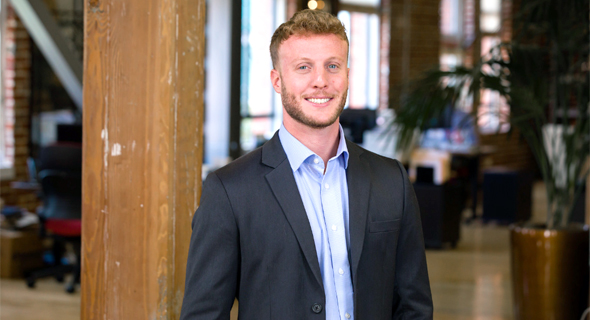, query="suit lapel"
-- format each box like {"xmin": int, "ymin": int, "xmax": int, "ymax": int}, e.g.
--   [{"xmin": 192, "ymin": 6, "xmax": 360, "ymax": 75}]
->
[
  {"xmin": 262, "ymin": 133, "xmax": 323, "ymax": 289},
  {"xmin": 346, "ymin": 140, "xmax": 371, "ymax": 285}
]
